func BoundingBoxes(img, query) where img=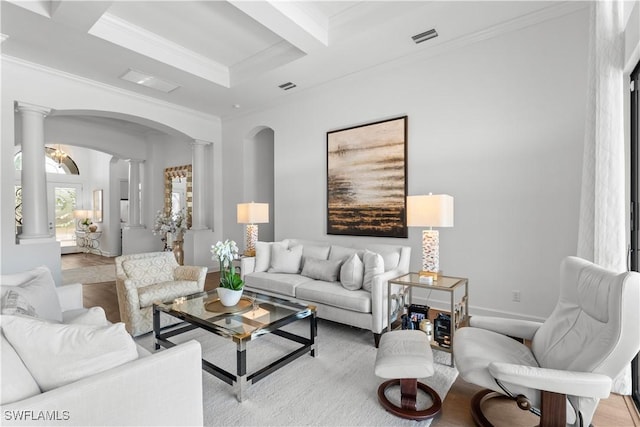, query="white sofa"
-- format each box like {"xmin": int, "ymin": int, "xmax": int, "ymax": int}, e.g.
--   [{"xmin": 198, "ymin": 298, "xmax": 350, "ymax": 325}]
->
[
  {"xmin": 1, "ymin": 266, "xmax": 203, "ymax": 426},
  {"xmin": 240, "ymin": 239, "xmax": 411, "ymax": 345}
]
